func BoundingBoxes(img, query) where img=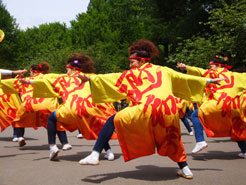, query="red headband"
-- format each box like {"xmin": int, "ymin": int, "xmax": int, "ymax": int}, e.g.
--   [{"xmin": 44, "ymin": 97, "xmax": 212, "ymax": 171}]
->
[
  {"xmin": 30, "ymin": 69, "xmax": 43, "ymax": 73},
  {"xmin": 66, "ymin": 65, "xmax": 81, "ymax": 71},
  {"xmin": 209, "ymin": 62, "xmax": 232, "ymax": 69},
  {"xmin": 129, "ymin": 57, "xmax": 151, "ymax": 61}
]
